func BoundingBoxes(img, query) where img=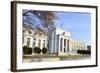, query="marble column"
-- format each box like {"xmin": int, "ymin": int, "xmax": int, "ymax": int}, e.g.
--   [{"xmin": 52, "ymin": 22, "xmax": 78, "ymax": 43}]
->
[
  {"xmin": 58, "ymin": 35, "xmax": 61, "ymax": 54},
  {"xmin": 35, "ymin": 38, "xmax": 38, "ymax": 47}
]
